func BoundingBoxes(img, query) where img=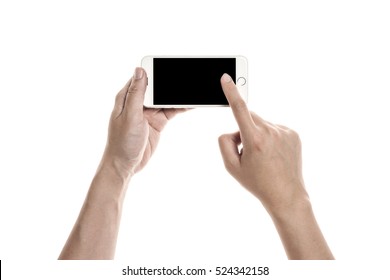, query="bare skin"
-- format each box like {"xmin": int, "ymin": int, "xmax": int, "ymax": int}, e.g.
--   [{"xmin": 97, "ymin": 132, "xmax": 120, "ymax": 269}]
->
[
  {"xmin": 218, "ymin": 73, "xmax": 334, "ymax": 260},
  {"xmin": 59, "ymin": 68, "xmax": 333, "ymax": 260},
  {"xmin": 59, "ymin": 68, "xmax": 184, "ymax": 259}
]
